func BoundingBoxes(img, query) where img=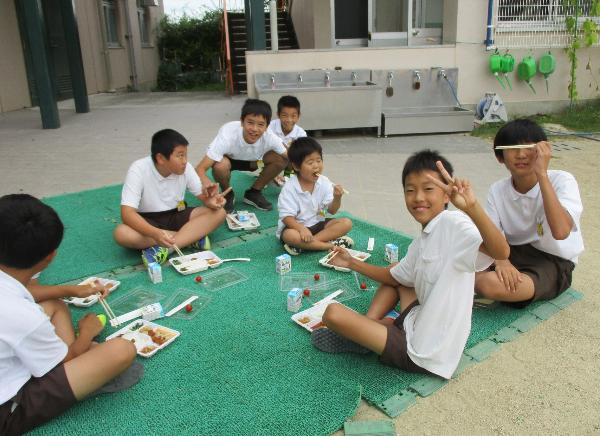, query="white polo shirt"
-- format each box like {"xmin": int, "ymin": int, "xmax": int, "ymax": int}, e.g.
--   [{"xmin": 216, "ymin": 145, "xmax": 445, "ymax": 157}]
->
[
  {"xmin": 486, "ymin": 170, "xmax": 584, "ymax": 263},
  {"xmin": 0, "ymin": 269, "xmax": 67, "ymax": 404},
  {"xmin": 206, "ymin": 121, "xmax": 286, "ymax": 162},
  {"xmin": 276, "ymin": 174, "xmax": 334, "ymax": 238},
  {"xmin": 121, "ymin": 156, "xmax": 203, "ymax": 213},
  {"xmin": 390, "ymin": 210, "xmax": 493, "ymax": 379},
  {"xmin": 267, "ymin": 119, "xmax": 307, "ymax": 147}
]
